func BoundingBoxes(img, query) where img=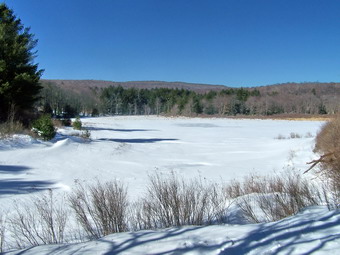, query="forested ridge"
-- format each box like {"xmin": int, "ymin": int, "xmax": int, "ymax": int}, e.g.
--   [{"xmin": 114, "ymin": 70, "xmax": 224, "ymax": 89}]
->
[{"xmin": 39, "ymin": 79, "xmax": 340, "ymax": 117}]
